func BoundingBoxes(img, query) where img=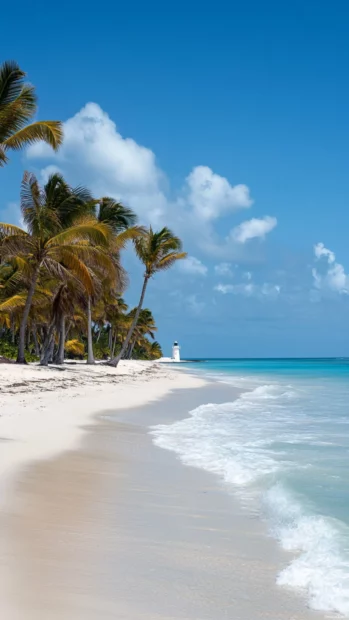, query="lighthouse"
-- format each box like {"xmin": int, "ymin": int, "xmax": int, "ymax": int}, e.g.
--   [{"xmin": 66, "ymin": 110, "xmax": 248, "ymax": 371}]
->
[{"xmin": 172, "ymin": 341, "xmax": 181, "ymax": 362}]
